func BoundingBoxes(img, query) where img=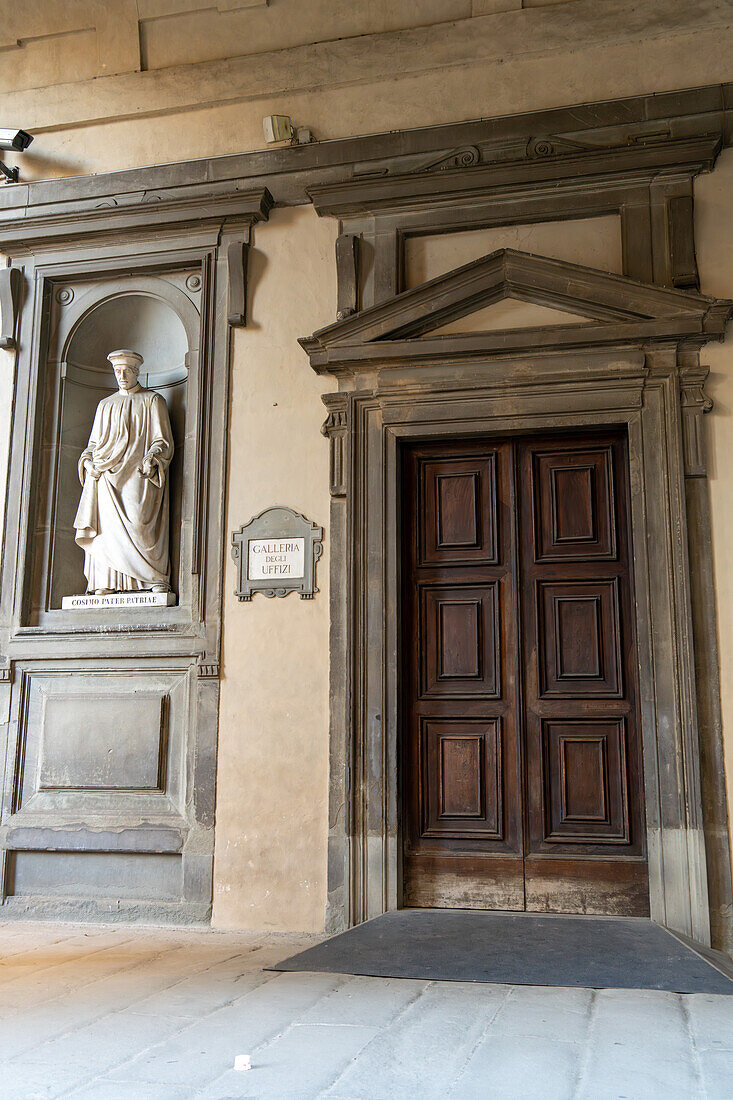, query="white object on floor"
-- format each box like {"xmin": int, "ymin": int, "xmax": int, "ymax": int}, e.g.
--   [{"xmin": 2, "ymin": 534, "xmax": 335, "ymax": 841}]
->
[{"xmin": 234, "ymin": 1055, "xmax": 252, "ymax": 1072}]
